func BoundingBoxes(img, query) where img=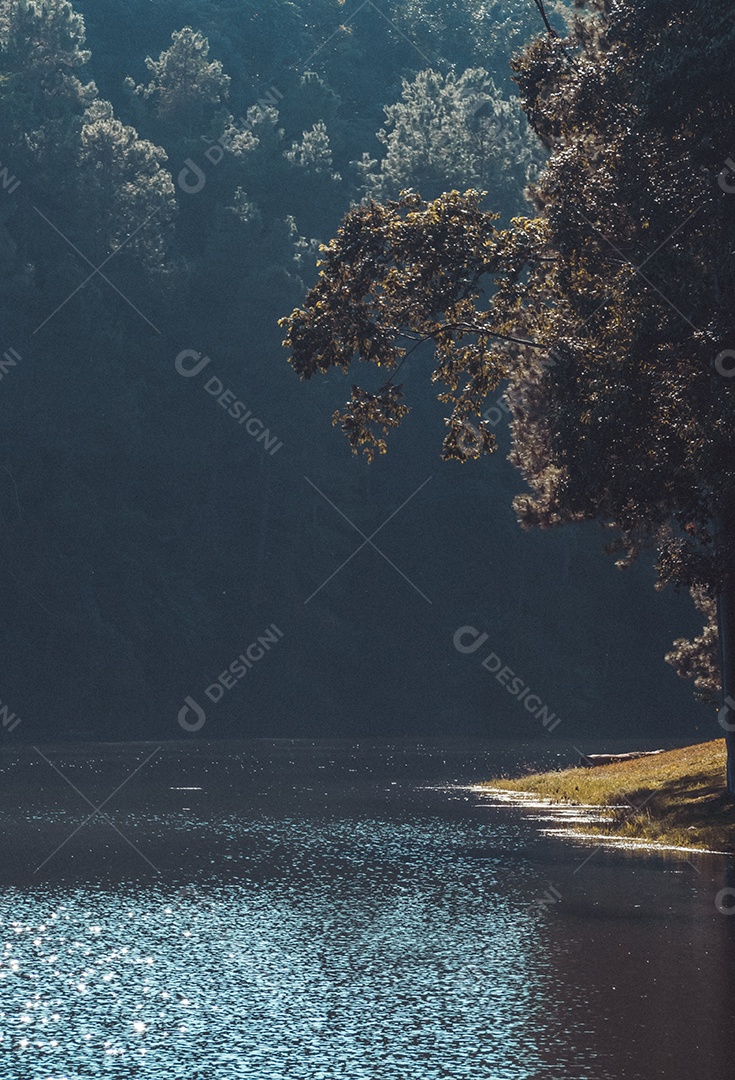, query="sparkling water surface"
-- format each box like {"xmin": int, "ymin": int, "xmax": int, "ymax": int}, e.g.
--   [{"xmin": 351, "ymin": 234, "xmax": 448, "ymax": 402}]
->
[{"xmin": 0, "ymin": 739, "xmax": 732, "ymax": 1079}]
